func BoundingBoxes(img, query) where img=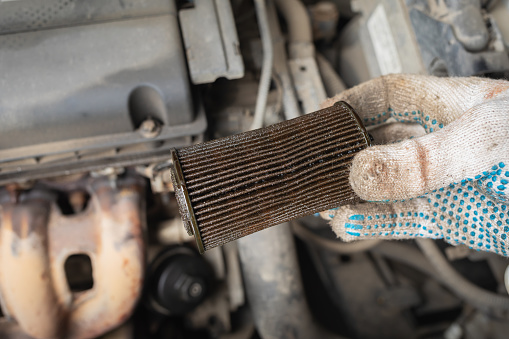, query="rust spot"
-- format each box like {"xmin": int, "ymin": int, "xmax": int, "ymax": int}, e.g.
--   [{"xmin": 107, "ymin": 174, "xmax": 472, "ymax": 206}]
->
[
  {"xmin": 118, "ymin": 312, "xmax": 128, "ymax": 322},
  {"xmin": 10, "ymin": 201, "xmax": 50, "ymax": 239},
  {"xmin": 20, "ymin": 216, "xmax": 29, "ymax": 238},
  {"xmin": 5, "ymin": 184, "xmax": 20, "ymax": 203},
  {"xmin": 130, "ymin": 279, "xmax": 140, "ymax": 298},
  {"xmin": 484, "ymin": 84, "xmax": 509, "ymax": 100}
]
